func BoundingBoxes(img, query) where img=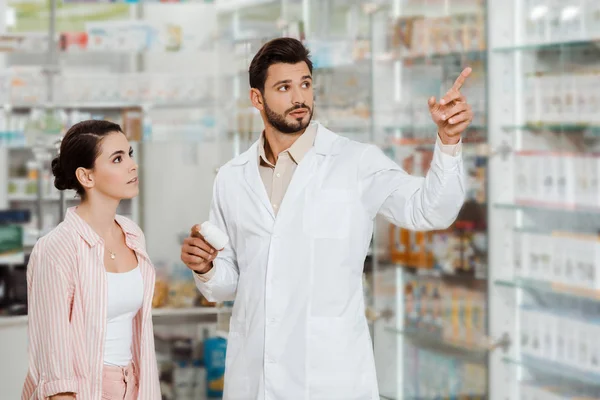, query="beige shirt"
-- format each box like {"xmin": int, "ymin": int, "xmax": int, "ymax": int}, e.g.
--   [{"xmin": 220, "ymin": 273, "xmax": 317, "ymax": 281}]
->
[
  {"xmin": 258, "ymin": 123, "xmax": 318, "ymax": 215},
  {"xmin": 195, "ymin": 123, "xmax": 461, "ymax": 281}
]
